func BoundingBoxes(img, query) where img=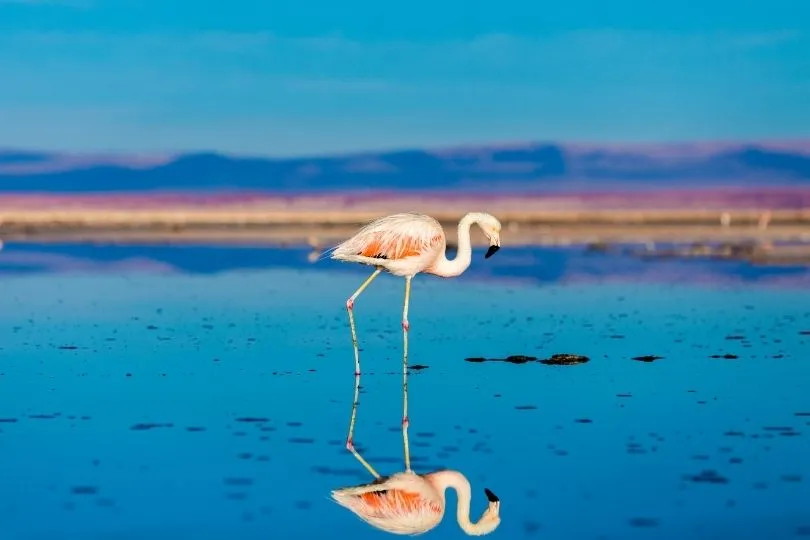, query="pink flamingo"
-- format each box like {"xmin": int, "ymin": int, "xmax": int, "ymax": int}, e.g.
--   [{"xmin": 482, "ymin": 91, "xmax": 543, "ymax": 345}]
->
[
  {"xmin": 328, "ymin": 212, "xmax": 503, "ymax": 535},
  {"xmin": 331, "ymin": 470, "xmax": 501, "ymax": 535}
]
